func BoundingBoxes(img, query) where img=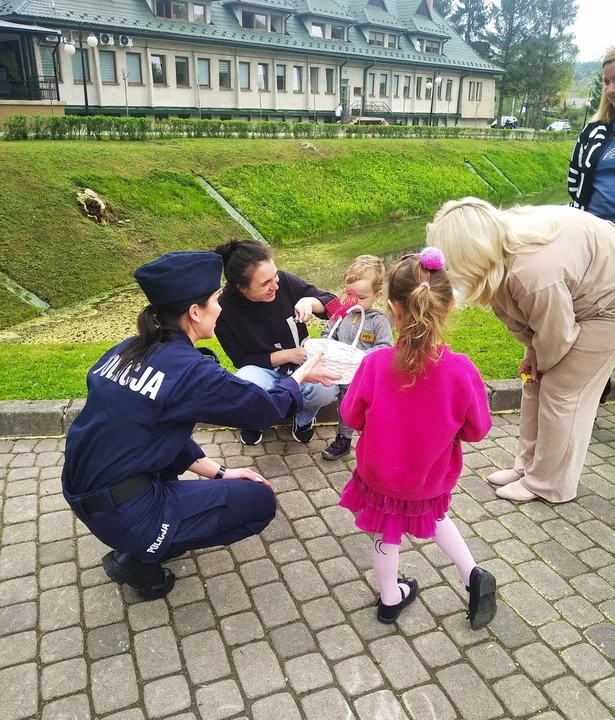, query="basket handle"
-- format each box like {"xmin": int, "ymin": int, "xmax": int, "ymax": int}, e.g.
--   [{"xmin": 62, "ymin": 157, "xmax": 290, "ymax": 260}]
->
[{"xmin": 325, "ymin": 304, "xmax": 365, "ymax": 351}]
